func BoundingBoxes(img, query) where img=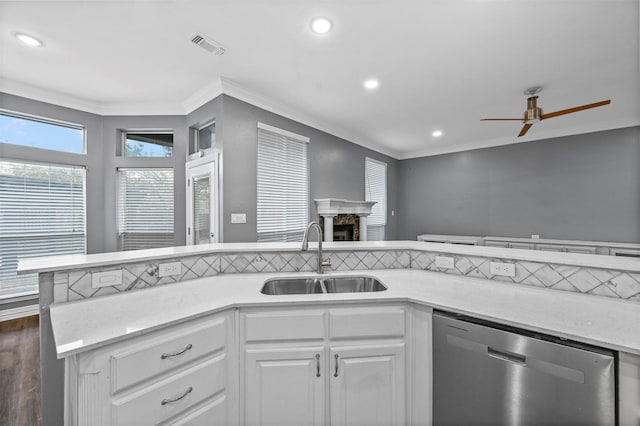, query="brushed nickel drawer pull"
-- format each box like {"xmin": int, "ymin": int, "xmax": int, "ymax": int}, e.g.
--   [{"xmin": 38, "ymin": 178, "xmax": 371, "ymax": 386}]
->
[
  {"xmin": 161, "ymin": 386, "xmax": 193, "ymax": 405},
  {"xmin": 161, "ymin": 343, "xmax": 193, "ymax": 359},
  {"xmin": 334, "ymin": 354, "xmax": 339, "ymax": 377},
  {"xmin": 315, "ymin": 353, "xmax": 321, "ymax": 377}
]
